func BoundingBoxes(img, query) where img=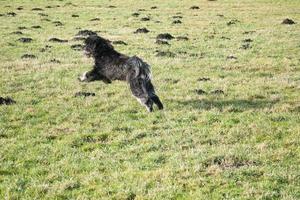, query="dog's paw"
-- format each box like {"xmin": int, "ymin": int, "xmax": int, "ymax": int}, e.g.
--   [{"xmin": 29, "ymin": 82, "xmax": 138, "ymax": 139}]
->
[{"xmin": 78, "ymin": 72, "xmax": 88, "ymax": 82}]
